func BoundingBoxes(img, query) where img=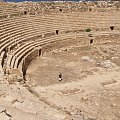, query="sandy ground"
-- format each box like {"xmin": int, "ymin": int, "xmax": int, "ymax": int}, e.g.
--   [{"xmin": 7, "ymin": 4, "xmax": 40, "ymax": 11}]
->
[{"xmin": 27, "ymin": 44, "xmax": 120, "ymax": 120}]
